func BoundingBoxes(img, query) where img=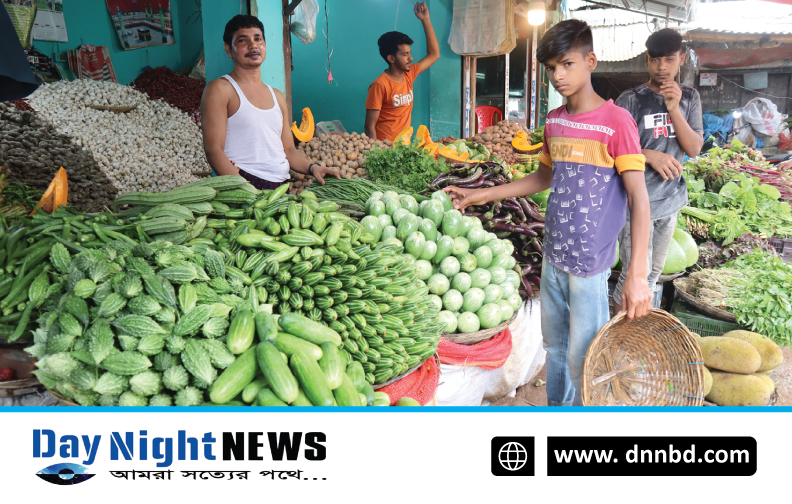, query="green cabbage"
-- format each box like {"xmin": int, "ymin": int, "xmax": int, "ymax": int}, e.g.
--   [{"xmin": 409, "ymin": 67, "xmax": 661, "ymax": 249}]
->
[
  {"xmin": 420, "ymin": 241, "xmax": 438, "ymax": 261},
  {"xmin": 405, "ymin": 231, "xmax": 426, "ymax": 258},
  {"xmin": 484, "ymin": 284, "xmax": 503, "ymax": 303},
  {"xmin": 451, "ymin": 272, "xmax": 472, "ymax": 293},
  {"xmin": 381, "ymin": 225, "xmax": 397, "ymax": 241},
  {"xmin": 415, "ymin": 259, "xmax": 433, "ymax": 281},
  {"xmin": 419, "ymin": 218, "xmax": 438, "ymax": 242},
  {"xmin": 456, "ymin": 312, "xmax": 480, "ymax": 333},
  {"xmin": 439, "ymin": 256, "xmax": 461, "ymax": 277},
  {"xmin": 470, "ymin": 268, "xmax": 492, "ymax": 289},
  {"xmin": 360, "ymin": 216, "xmax": 382, "ymax": 242},
  {"xmin": 441, "ymin": 210, "xmax": 463, "ymax": 238},
  {"xmin": 442, "ymin": 289, "xmax": 464, "ymax": 312},
  {"xmin": 452, "ymin": 236, "xmax": 470, "ymax": 256},
  {"xmin": 473, "ymin": 245, "xmax": 493, "ymax": 269},
  {"xmin": 438, "ymin": 310, "xmax": 458, "ymax": 333},
  {"xmin": 392, "ymin": 207, "xmax": 411, "ymax": 226},
  {"xmin": 400, "ymin": 194, "xmax": 419, "ymax": 215},
  {"xmin": 457, "ymin": 252, "xmax": 477, "ymax": 273},
  {"xmin": 429, "ymin": 295, "xmax": 443, "ymax": 311},
  {"xmin": 462, "ymin": 288, "xmax": 485, "ymax": 313},
  {"xmin": 477, "ymin": 303, "xmax": 503, "ymax": 329},
  {"xmin": 487, "ymin": 265, "xmax": 507, "ymax": 285},
  {"xmin": 433, "ymin": 236, "xmax": 455, "ymax": 264},
  {"xmin": 377, "ymin": 213, "xmax": 393, "ymax": 229},
  {"xmin": 428, "ymin": 274, "xmax": 450, "ymax": 295}
]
